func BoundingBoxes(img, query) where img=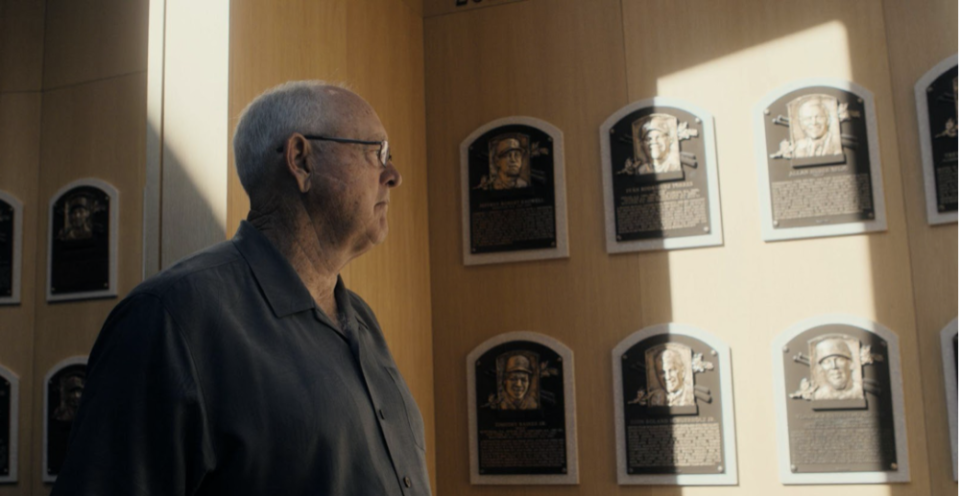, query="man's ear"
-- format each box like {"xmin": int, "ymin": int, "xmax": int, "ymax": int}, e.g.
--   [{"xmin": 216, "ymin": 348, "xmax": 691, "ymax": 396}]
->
[{"xmin": 284, "ymin": 133, "xmax": 314, "ymax": 193}]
